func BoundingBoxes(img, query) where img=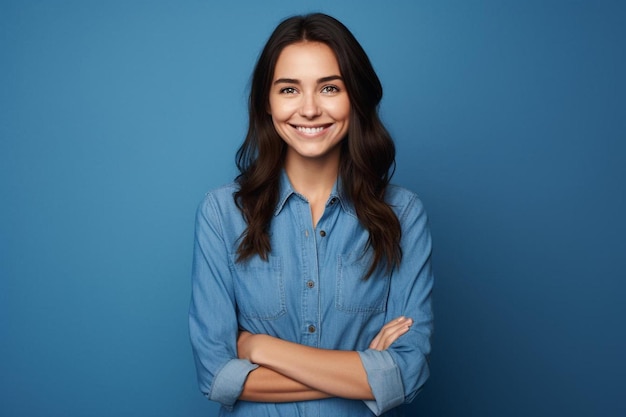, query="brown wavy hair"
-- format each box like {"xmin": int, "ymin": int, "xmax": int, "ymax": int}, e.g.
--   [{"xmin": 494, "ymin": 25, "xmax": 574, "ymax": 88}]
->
[{"xmin": 234, "ymin": 13, "xmax": 402, "ymax": 278}]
